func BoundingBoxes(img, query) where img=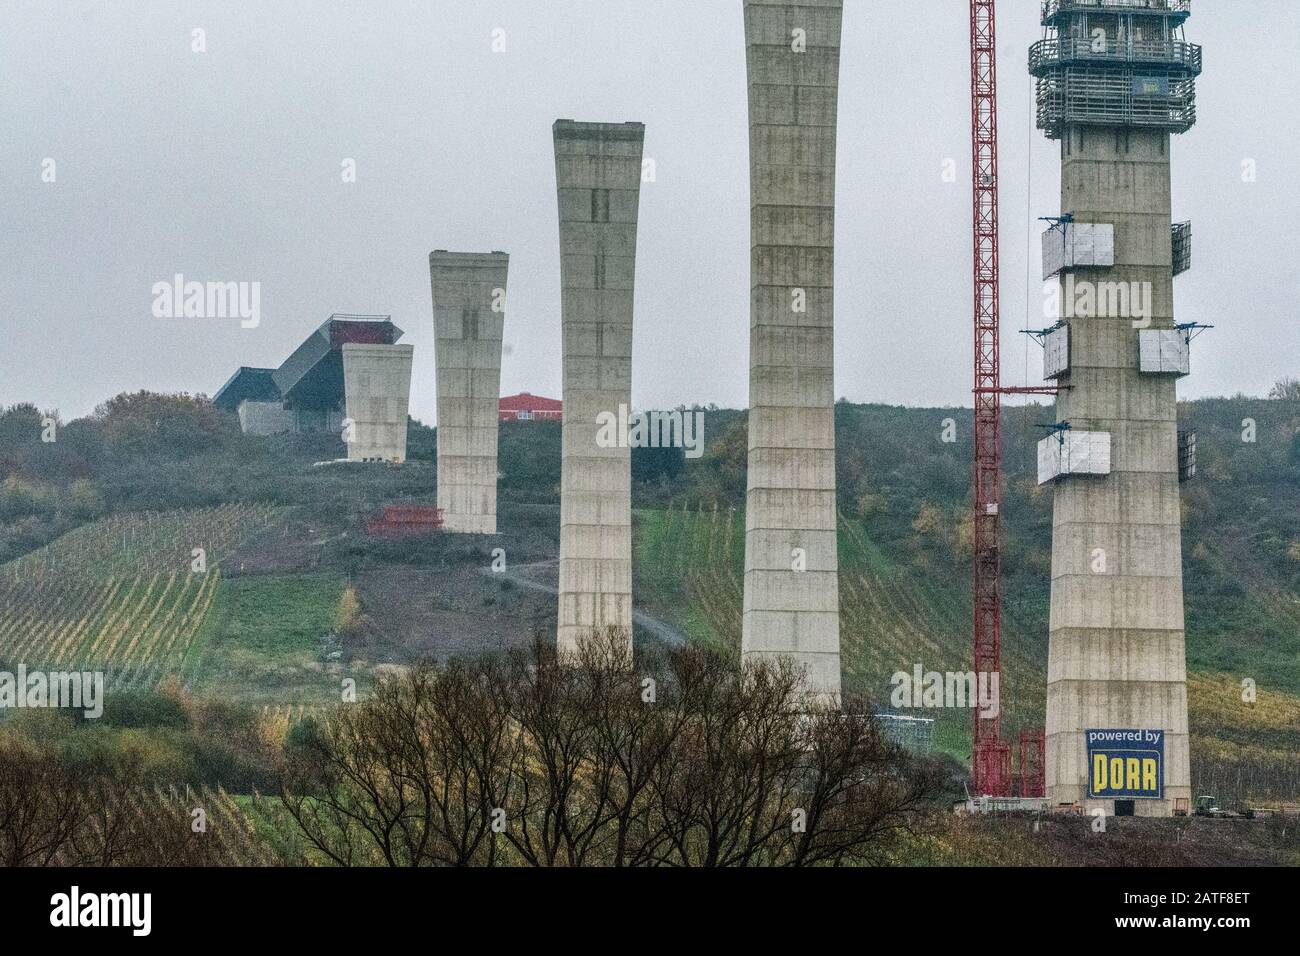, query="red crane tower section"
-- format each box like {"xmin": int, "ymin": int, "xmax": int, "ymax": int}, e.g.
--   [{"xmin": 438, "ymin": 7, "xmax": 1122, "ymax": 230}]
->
[{"xmin": 968, "ymin": 0, "xmax": 1051, "ymax": 798}]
